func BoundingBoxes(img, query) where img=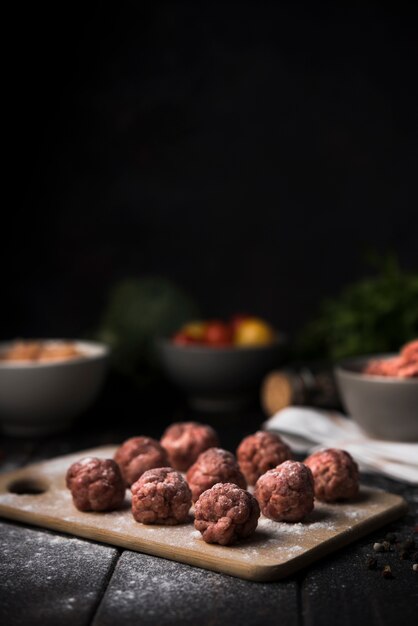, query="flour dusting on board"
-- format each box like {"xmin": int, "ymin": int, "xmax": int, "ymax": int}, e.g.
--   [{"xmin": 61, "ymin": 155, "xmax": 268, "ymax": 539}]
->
[{"xmin": 0, "ymin": 445, "xmax": 406, "ymax": 581}]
